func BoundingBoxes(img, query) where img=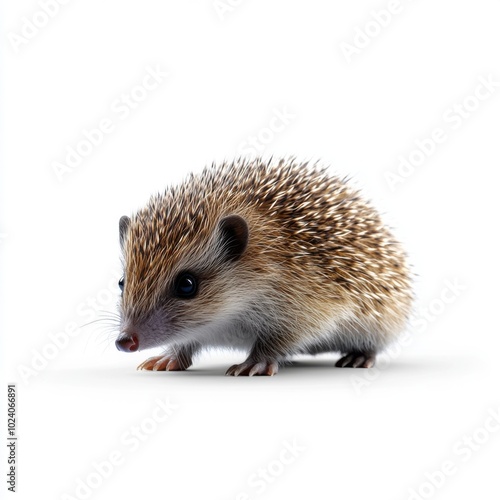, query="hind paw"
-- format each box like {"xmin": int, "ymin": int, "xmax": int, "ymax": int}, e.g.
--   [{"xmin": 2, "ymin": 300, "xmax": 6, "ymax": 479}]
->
[{"xmin": 335, "ymin": 352, "xmax": 375, "ymax": 368}]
